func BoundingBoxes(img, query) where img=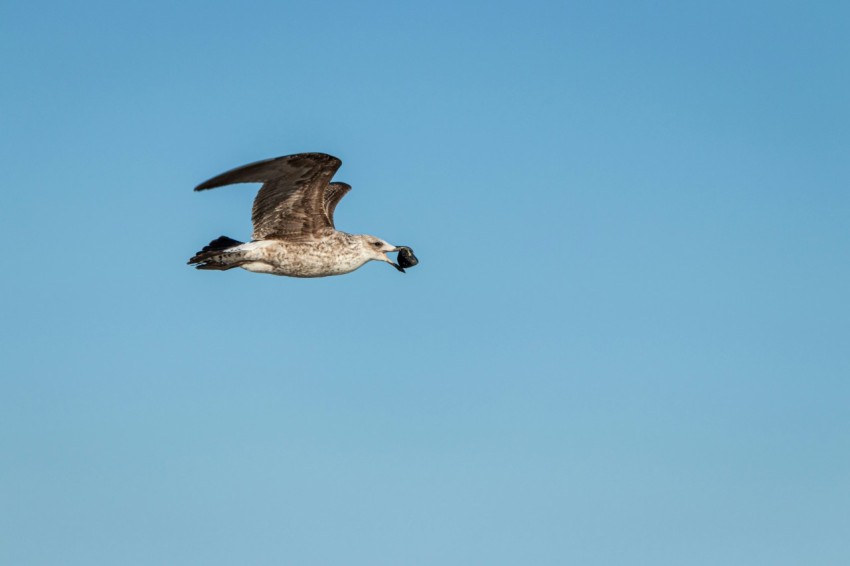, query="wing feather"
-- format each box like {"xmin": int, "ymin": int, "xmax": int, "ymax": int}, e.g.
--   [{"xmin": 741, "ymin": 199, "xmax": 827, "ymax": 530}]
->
[
  {"xmin": 323, "ymin": 182, "xmax": 352, "ymax": 228},
  {"xmin": 194, "ymin": 153, "xmax": 342, "ymax": 241}
]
